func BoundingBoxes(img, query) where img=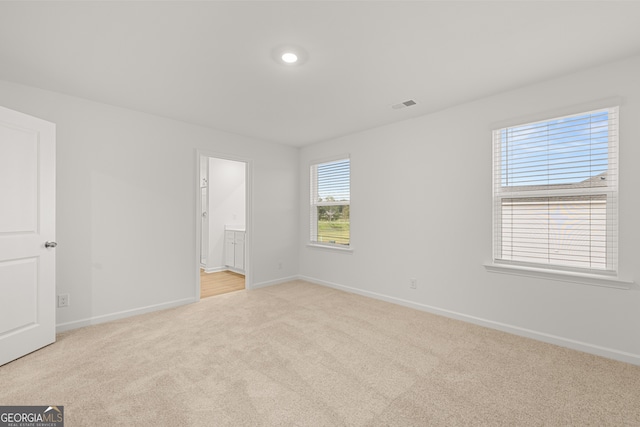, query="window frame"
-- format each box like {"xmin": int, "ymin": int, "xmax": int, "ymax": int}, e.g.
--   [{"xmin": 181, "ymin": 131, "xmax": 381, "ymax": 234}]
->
[
  {"xmin": 309, "ymin": 156, "xmax": 351, "ymax": 250},
  {"xmin": 491, "ymin": 107, "xmax": 619, "ymax": 276}
]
